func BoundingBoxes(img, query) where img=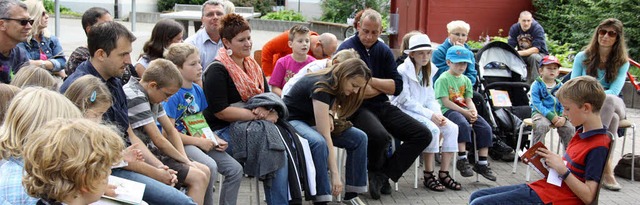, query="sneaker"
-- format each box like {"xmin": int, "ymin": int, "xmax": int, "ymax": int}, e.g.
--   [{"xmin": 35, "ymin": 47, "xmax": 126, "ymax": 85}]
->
[
  {"xmin": 381, "ymin": 180, "xmax": 391, "ymax": 195},
  {"xmin": 456, "ymin": 158, "xmax": 474, "ymax": 177},
  {"xmin": 473, "ymin": 164, "xmax": 497, "ymax": 181},
  {"xmin": 343, "ymin": 196, "xmax": 366, "ymax": 205}
]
